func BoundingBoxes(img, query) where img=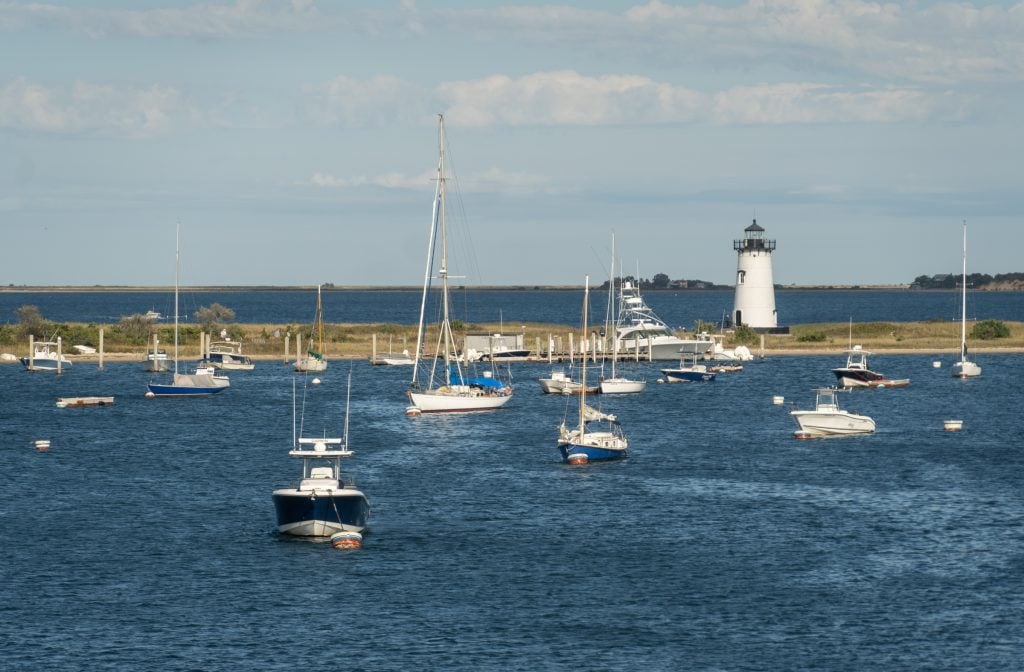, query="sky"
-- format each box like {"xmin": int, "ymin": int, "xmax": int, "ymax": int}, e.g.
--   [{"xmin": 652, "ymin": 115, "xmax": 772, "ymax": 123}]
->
[{"xmin": 1, "ymin": 0, "xmax": 1022, "ymax": 287}]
